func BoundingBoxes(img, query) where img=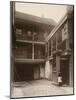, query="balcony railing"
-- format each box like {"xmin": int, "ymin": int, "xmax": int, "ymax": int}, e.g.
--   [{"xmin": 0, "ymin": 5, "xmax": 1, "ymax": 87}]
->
[
  {"xmin": 14, "ymin": 50, "xmax": 45, "ymax": 60},
  {"xmin": 14, "ymin": 49, "xmax": 32, "ymax": 59},
  {"xmin": 34, "ymin": 54, "xmax": 45, "ymax": 59},
  {"xmin": 16, "ymin": 34, "xmax": 32, "ymax": 41},
  {"xmin": 16, "ymin": 34, "xmax": 45, "ymax": 42},
  {"xmin": 57, "ymin": 40, "xmax": 66, "ymax": 50}
]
